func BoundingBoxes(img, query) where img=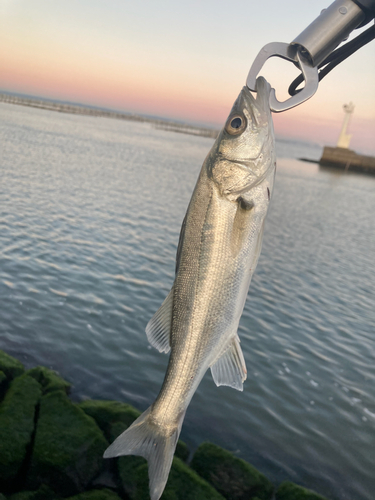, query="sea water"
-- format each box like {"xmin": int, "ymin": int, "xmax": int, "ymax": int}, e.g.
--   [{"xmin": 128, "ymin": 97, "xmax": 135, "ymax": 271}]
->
[{"xmin": 1, "ymin": 102, "xmax": 374, "ymax": 500}]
